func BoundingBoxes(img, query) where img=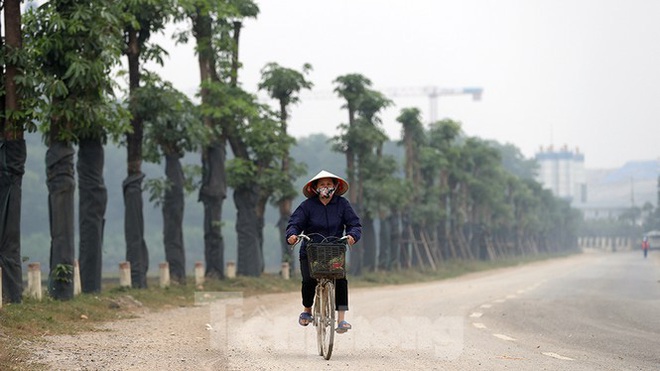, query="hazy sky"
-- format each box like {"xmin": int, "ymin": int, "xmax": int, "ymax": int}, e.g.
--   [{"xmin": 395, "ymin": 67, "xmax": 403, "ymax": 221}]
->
[{"xmin": 153, "ymin": 1, "xmax": 658, "ymax": 168}]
